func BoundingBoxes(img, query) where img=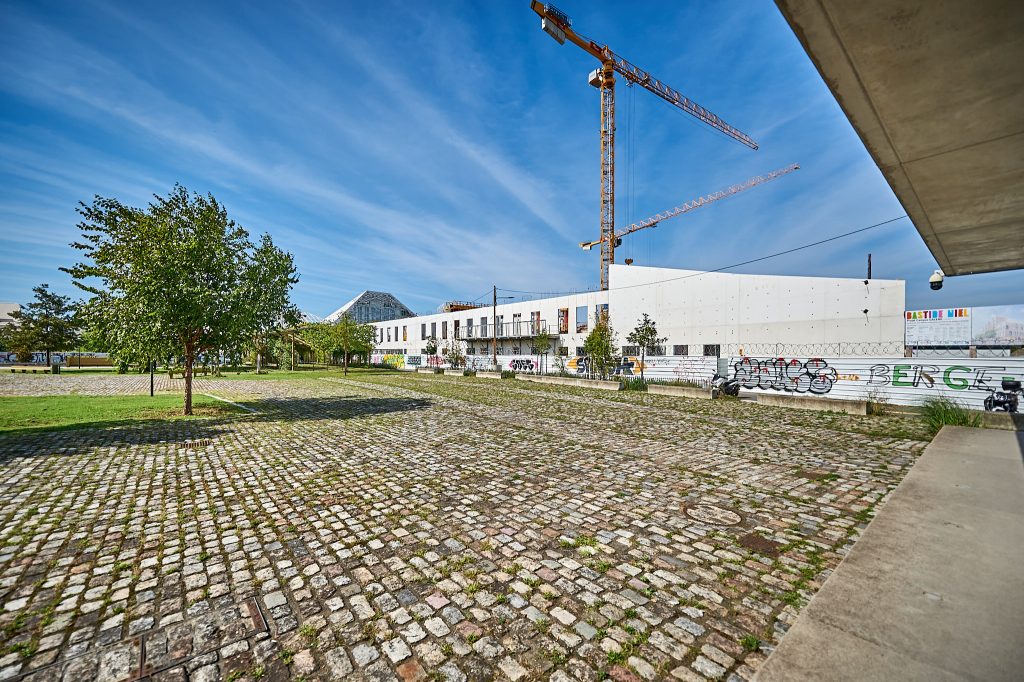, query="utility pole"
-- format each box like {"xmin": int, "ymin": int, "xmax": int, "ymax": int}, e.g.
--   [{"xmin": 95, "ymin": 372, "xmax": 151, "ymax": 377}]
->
[{"xmin": 492, "ymin": 285, "xmax": 498, "ymax": 370}]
